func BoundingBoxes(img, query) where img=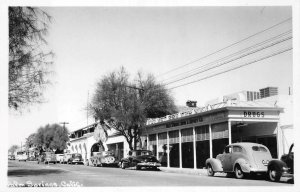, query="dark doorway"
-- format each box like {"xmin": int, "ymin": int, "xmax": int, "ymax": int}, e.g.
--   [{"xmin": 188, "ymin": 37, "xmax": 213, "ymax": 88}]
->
[
  {"xmin": 90, "ymin": 142, "xmax": 104, "ymax": 156},
  {"xmin": 212, "ymin": 139, "xmax": 228, "ymax": 158},
  {"xmin": 169, "ymin": 143, "xmax": 179, "ymax": 168},
  {"xmin": 182, "ymin": 142, "xmax": 194, "ymax": 168},
  {"xmin": 196, "ymin": 140, "xmax": 210, "ymax": 168}
]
